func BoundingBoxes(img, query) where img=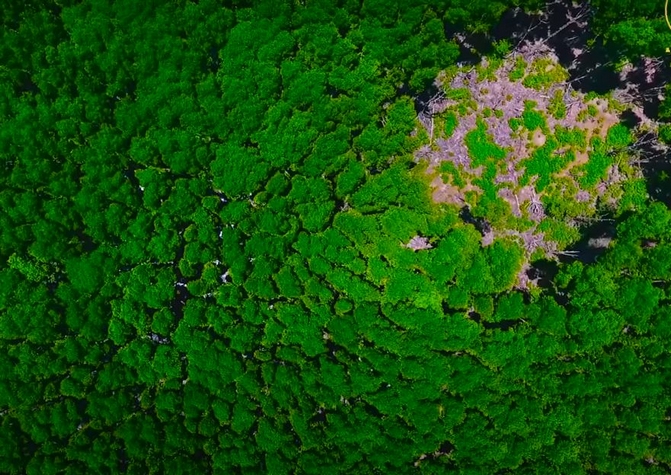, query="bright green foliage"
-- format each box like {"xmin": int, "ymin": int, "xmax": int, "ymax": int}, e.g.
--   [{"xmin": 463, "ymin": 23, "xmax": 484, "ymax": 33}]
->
[
  {"xmin": 520, "ymin": 136, "xmax": 565, "ymax": 191},
  {"xmin": 444, "ymin": 110, "xmax": 459, "ymax": 138},
  {"xmin": 555, "ymin": 126, "xmax": 587, "ymax": 149},
  {"xmin": 605, "ymin": 123, "xmax": 632, "ymax": 149},
  {"xmin": 537, "ymin": 218, "xmax": 582, "ymax": 248},
  {"xmin": 521, "ymin": 101, "xmax": 547, "ymax": 131},
  {"xmin": 465, "ymin": 119, "xmax": 507, "ymax": 169},
  {"xmin": 492, "ymin": 39, "xmax": 512, "ymax": 58},
  {"xmin": 617, "ymin": 179, "xmax": 649, "ymax": 212},
  {"xmin": 575, "ymin": 150, "xmax": 612, "ymax": 189}
]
